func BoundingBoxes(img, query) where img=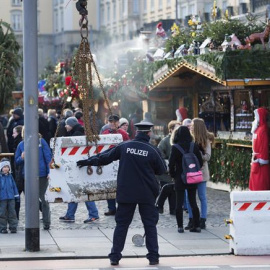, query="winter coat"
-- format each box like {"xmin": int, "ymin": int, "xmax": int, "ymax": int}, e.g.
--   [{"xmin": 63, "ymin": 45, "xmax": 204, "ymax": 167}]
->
[
  {"xmin": 85, "ymin": 132, "xmax": 167, "ymax": 204},
  {"xmin": 169, "ymin": 141, "xmax": 203, "ymax": 191},
  {"xmin": 39, "ymin": 116, "xmax": 50, "ymax": 145},
  {"xmin": 67, "ymin": 123, "xmax": 84, "ymax": 137},
  {"xmin": 0, "ymin": 122, "xmax": 8, "ymax": 153},
  {"xmin": 157, "ymin": 134, "xmax": 172, "ymax": 183},
  {"xmin": 15, "ymin": 138, "xmax": 52, "ymax": 178},
  {"xmin": 48, "ymin": 116, "xmax": 58, "ymax": 141},
  {"xmin": 13, "ymin": 134, "xmax": 24, "ymax": 191},
  {"xmin": 57, "ymin": 118, "xmax": 69, "ymax": 137},
  {"xmin": 102, "ymin": 128, "xmax": 130, "ymax": 141},
  {"xmin": 6, "ymin": 116, "xmax": 24, "ymax": 152},
  {"xmin": 0, "ymin": 173, "xmax": 19, "ymax": 201},
  {"xmin": 200, "ymin": 139, "xmax": 211, "ymax": 182}
]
